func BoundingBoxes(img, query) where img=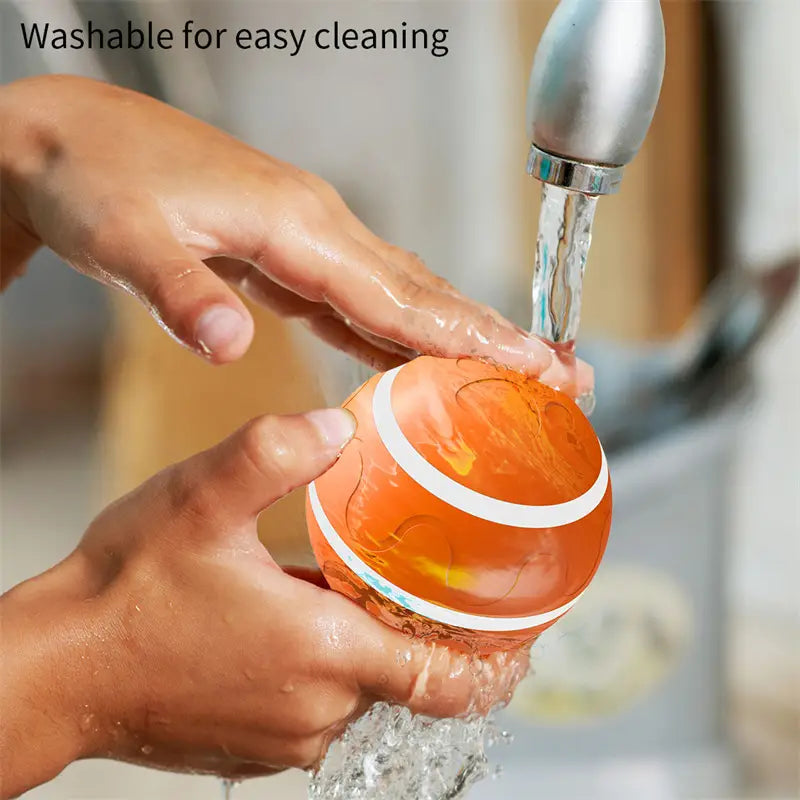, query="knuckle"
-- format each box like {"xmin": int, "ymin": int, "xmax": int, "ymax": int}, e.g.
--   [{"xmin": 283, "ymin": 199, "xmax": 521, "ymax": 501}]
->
[
  {"xmin": 303, "ymin": 173, "xmax": 342, "ymax": 205},
  {"xmin": 85, "ymin": 193, "xmax": 145, "ymax": 252},
  {"xmin": 280, "ymin": 170, "xmax": 316, "ymax": 200},
  {"xmin": 387, "ymin": 247, "xmax": 453, "ymax": 294},
  {"xmin": 238, "ymin": 415, "xmax": 297, "ymax": 490},
  {"xmin": 162, "ymin": 464, "xmax": 217, "ymax": 523},
  {"xmin": 388, "ymin": 244, "xmax": 422, "ymax": 269},
  {"xmin": 283, "ymin": 175, "xmax": 332, "ymax": 224},
  {"xmin": 138, "ymin": 266, "xmax": 212, "ymax": 330},
  {"xmin": 397, "ymin": 272, "xmax": 430, "ymax": 305},
  {"xmin": 371, "ymin": 273, "xmax": 430, "ymax": 342}
]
